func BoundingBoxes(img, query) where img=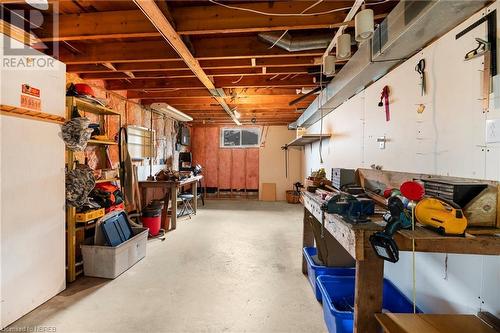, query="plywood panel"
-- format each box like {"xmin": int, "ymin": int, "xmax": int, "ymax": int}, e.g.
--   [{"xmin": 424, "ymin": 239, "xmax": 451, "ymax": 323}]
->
[
  {"xmin": 204, "ymin": 127, "xmax": 219, "ymax": 188},
  {"xmin": 231, "ymin": 149, "xmax": 246, "ymax": 189},
  {"xmin": 246, "ymin": 148, "xmax": 259, "ymax": 189},
  {"xmin": 191, "ymin": 126, "xmax": 206, "ymax": 167},
  {"xmin": 218, "ymin": 149, "xmax": 232, "ymax": 189}
]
